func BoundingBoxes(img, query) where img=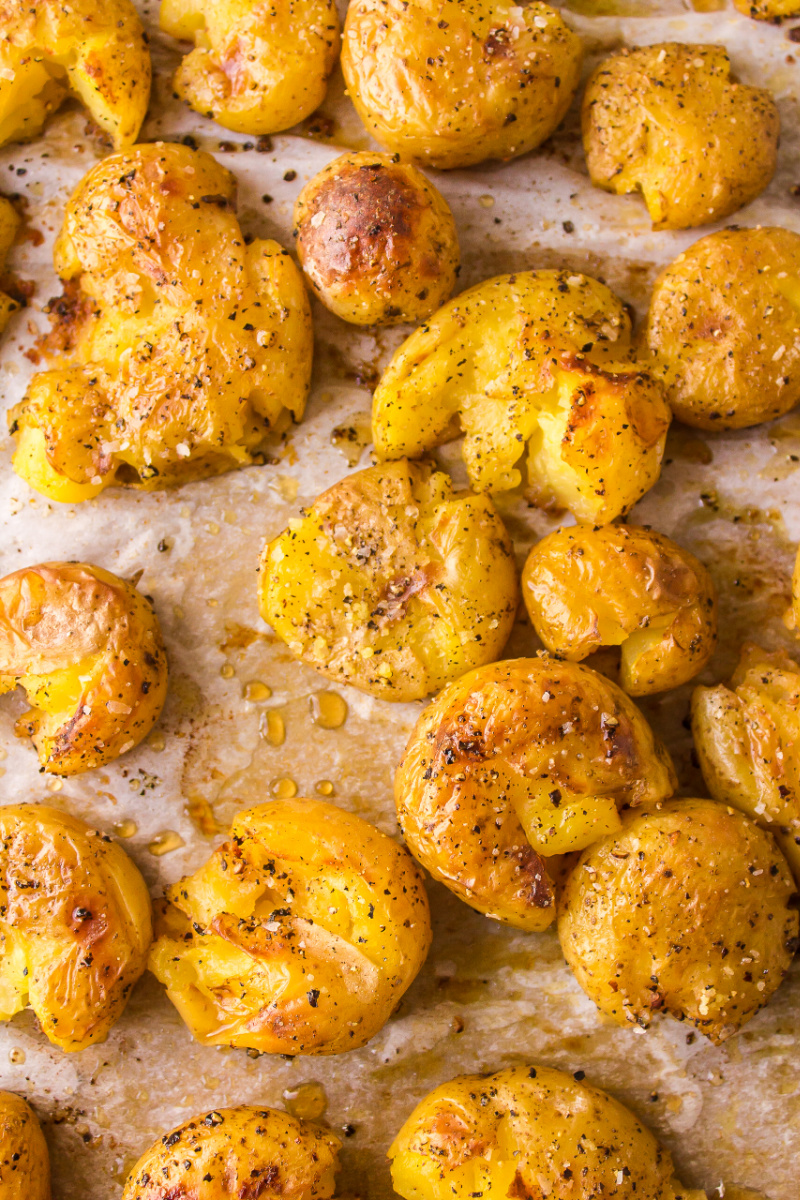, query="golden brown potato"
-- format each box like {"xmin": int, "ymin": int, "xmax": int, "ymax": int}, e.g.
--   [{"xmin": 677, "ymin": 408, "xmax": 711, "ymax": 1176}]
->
[
  {"xmin": 373, "ymin": 271, "xmax": 671, "ymax": 523},
  {"xmin": 582, "ymin": 44, "xmax": 779, "ymax": 231},
  {"xmin": 0, "ymin": 805, "xmax": 152, "ymax": 1052},
  {"xmin": 0, "ymin": 1091, "xmax": 50, "ymax": 1200},
  {"xmin": 644, "ymin": 227, "xmax": 800, "ymax": 431},
  {"xmin": 294, "ymin": 152, "xmax": 459, "ymax": 326},
  {"xmin": 389, "ymin": 1065, "xmax": 705, "ymax": 1200},
  {"xmin": 792, "ymin": 544, "xmax": 800, "ymax": 634},
  {"xmin": 0, "ymin": 562, "xmax": 168, "ymax": 775},
  {"xmin": 258, "ymin": 459, "xmax": 518, "ymax": 702},
  {"xmin": 161, "ymin": 0, "xmax": 339, "ymax": 135},
  {"xmin": 123, "ymin": 1105, "xmax": 340, "ymax": 1200},
  {"xmin": 395, "ymin": 657, "xmax": 676, "ymax": 931},
  {"xmin": 148, "ymin": 797, "xmax": 431, "ymax": 1055},
  {"xmin": 9, "ymin": 142, "xmax": 312, "ymax": 504},
  {"xmin": 0, "ymin": 198, "xmax": 19, "ymax": 334},
  {"xmin": 522, "ymin": 524, "xmax": 717, "ymax": 696},
  {"xmin": 734, "ymin": 0, "xmax": 800, "ymax": 17},
  {"xmin": 558, "ymin": 798, "xmax": 798, "ymax": 1043},
  {"xmin": 341, "ymin": 0, "xmax": 583, "ymax": 170},
  {"xmin": 0, "ymin": 0, "xmax": 150, "ymax": 149}
]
